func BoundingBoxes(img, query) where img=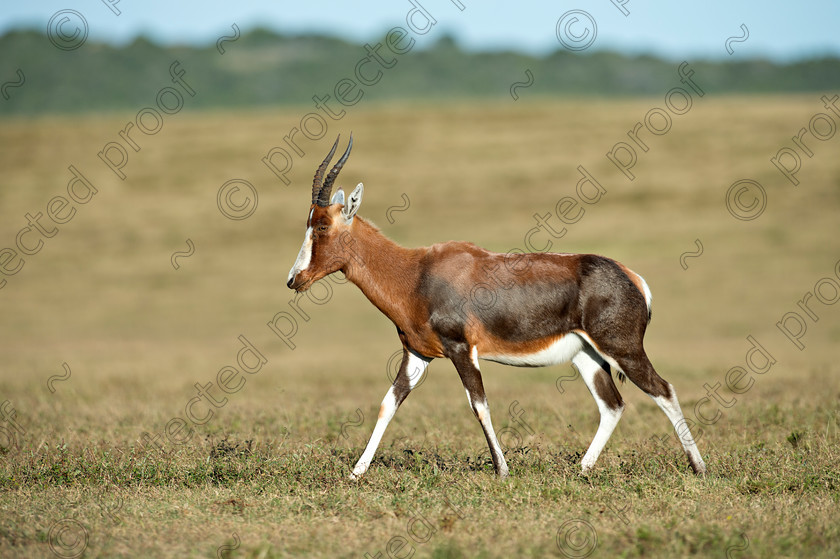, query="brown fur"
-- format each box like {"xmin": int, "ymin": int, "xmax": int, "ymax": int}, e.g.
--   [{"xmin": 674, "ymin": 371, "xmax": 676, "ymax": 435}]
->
[{"xmin": 289, "ymin": 202, "xmax": 704, "ymax": 477}]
